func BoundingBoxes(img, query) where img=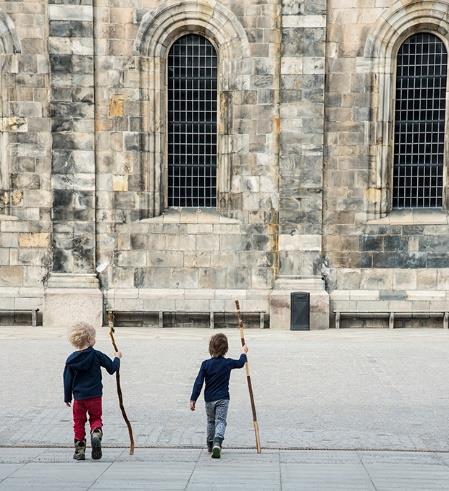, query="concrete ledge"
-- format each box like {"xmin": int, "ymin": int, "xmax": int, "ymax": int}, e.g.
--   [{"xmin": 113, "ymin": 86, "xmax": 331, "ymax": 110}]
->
[{"xmin": 105, "ymin": 288, "xmax": 270, "ymax": 315}]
